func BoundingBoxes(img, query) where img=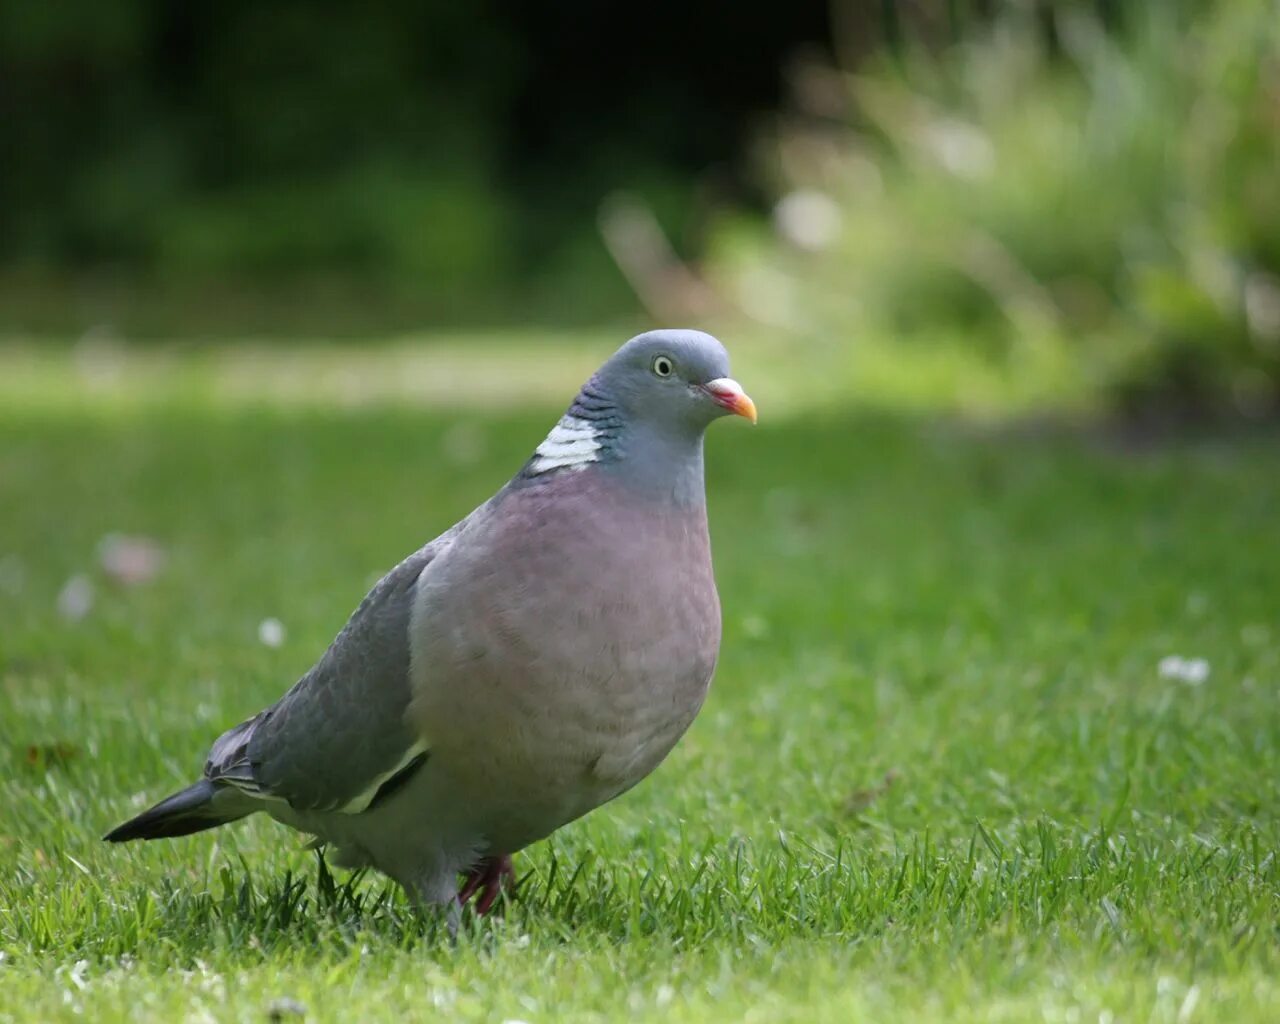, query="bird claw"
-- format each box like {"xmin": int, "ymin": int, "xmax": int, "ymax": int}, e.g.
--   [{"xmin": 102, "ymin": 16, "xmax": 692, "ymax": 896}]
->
[{"xmin": 457, "ymin": 854, "xmax": 515, "ymax": 915}]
